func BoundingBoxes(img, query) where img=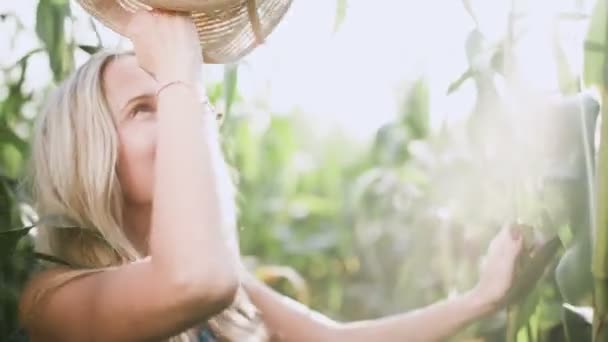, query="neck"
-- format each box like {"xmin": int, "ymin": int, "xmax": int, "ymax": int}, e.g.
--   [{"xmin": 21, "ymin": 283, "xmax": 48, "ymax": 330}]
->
[{"xmin": 123, "ymin": 201, "xmax": 152, "ymax": 256}]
